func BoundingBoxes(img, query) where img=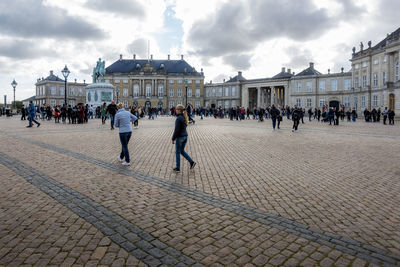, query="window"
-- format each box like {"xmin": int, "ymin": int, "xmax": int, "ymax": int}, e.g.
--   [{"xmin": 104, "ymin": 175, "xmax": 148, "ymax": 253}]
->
[
  {"xmin": 169, "ymin": 79, "xmax": 174, "ymax": 84},
  {"xmin": 362, "ymin": 75, "xmax": 367, "ymax": 88},
  {"xmin": 225, "ymin": 87, "xmax": 229, "ymax": 97},
  {"xmin": 105, "ymin": 79, "xmax": 110, "ymax": 83},
  {"xmin": 69, "ymin": 100, "xmax": 75, "ymax": 106},
  {"xmin": 383, "ymin": 55, "xmax": 387, "ymax": 62},
  {"xmin": 123, "ymin": 100, "xmax": 128, "ymax": 108},
  {"xmin": 50, "ymin": 87, "xmax": 56, "ymax": 95},
  {"xmin": 69, "ymin": 88, "xmax": 74, "ymax": 96},
  {"xmin": 373, "ymin": 95, "xmax": 378, "ymax": 107},
  {"xmin": 319, "ymin": 98, "xmax": 326, "ymax": 107},
  {"xmin": 205, "ymin": 101, "xmax": 209, "ymax": 107},
  {"xmin": 50, "ymin": 99, "xmax": 56, "ymax": 106},
  {"xmin": 187, "ymin": 79, "xmax": 192, "ymax": 84},
  {"xmin": 187, "ymin": 88, "xmax": 192, "ymax": 97},
  {"xmin": 306, "ymin": 98, "xmax": 312, "ymax": 107},
  {"xmin": 355, "ymin": 64, "xmax": 359, "ymax": 69},
  {"xmin": 296, "ymin": 98, "xmax": 301, "ymax": 107},
  {"xmin": 217, "ymin": 100, "xmax": 222, "ymax": 107},
  {"xmin": 362, "ymin": 61, "xmax": 367, "ymax": 68},
  {"xmin": 218, "ymin": 87, "xmax": 223, "ymax": 96},
  {"xmin": 78, "ymin": 88, "xmax": 83, "ymax": 96},
  {"xmin": 224, "ymin": 100, "xmax": 229, "ymax": 108},
  {"xmin": 205, "ymin": 88, "xmax": 210, "ymax": 97},
  {"xmin": 344, "ymin": 97, "xmax": 350, "ymax": 108},
  {"xmin": 232, "ymin": 86, "xmax": 237, "ymax": 96},
  {"xmin": 195, "ymin": 101, "xmax": 200, "ymax": 108},
  {"xmin": 319, "ymin": 80, "xmax": 326, "ymax": 91},
  {"xmin": 177, "ymin": 88, "xmax": 182, "ymax": 97},
  {"xmin": 331, "ymin": 80, "xmax": 338, "ymax": 91},
  {"xmin": 59, "ymin": 87, "xmax": 64, "ymax": 96},
  {"xmin": 383, "ymin": 72, "xmax": 386, "ymax": 85},
  {"xmin": 195, "ymin": 88, "xmax": 200, "ymax": 98},
  {"xmin": 169, "ymin": 101, "xmax": 174, "ymax": 108},
  {"xmin": 169, "ymin": 88, "xmax": 174, "ymax": 97},
  {"xmin": 115, "ymin": 79, "xmax": 120, "ymax": 83},
  {"xmin": 134, "ymin": 84, "xmax": 139, "ymax": 98},
  {"xmin": 306, "ymin": 81, "xmax": 312, "ymax": 92},
  {"xmin": 361, "ymin": 96, "xmax": 366, "ymax": 108},
  {"xmin": 396, "ymin": 62, "xmax": 399, "ymax": 81},
  {"xmin": 123, "ymin": 88, "xmax": 128, "ymax": 97},
  {"xmin": 353, "ymin": 96, "xmax": 358, "ymax": 108},
  {"xmin": 373, "ymin": 74, "xmax": 378, "ymax": 87},
  {"xmin": 373, "ymin": 58, "xmax": 379, "ymax": 65},
  {"xmin": 195, "ymin": 80, "xmax": 200, "ymax": 84},
  {"xmin": 355, "ymin": 77, "xmax": 359, "ymax": 88},
  {"xmin": 178, "ymin": 80, "xmax": 183, "ymax": 84},
  {"xmin": 232, "ymin": 100, "xmax": 236, "ymax": 107},
  {"xmin": 158, "ymin": 84, "xmax": 164, "ymax": 98},
  {"xmin": 123, "ymin": 79, "xmax": 128, "ymax": 84},
  {"xmin": 296, "ymin": 82, "xmax": 301, "ymax": 92},
  {"xmin": 212, "ymin": 88, "xmax": 216, "ymax": 97},
  {"xmin": 177, "ymin": 100, "xmax": 182, "ymax": 105},
  {"xmin": 146, "ymin": 84, "xmax": 151, "ymax": 98},
  {"xmin": 344, "ymin": 79, "xmax": 351, "ymax": 90}
]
